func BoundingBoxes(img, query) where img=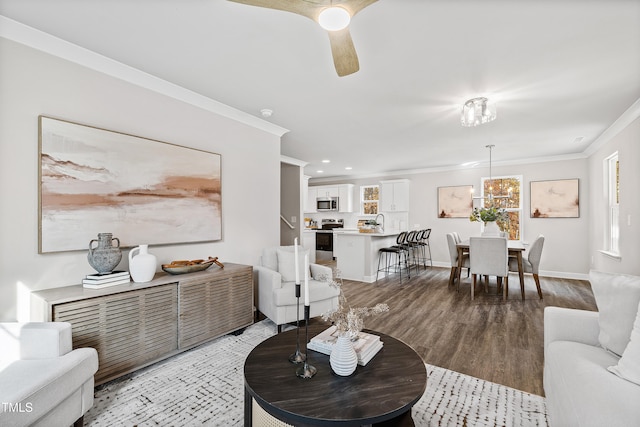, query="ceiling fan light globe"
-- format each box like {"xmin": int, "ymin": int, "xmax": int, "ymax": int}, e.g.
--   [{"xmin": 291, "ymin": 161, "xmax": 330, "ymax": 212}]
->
[{"xmin": 318, "ymin": 7, "xmax": 351, "ymax": 31}]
